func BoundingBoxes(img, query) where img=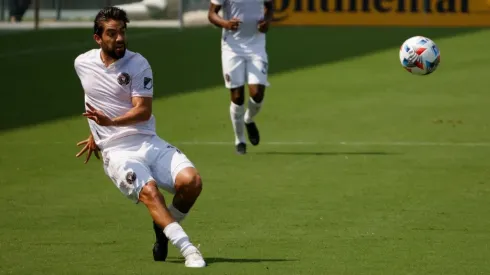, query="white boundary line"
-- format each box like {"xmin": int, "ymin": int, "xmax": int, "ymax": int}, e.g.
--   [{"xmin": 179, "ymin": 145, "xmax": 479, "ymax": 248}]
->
[
  {"xmin": 1, "ymin": 141, "xmax": 489, "ymax": 147},
  {"xmin": 177, "ymin": 141, "xmax": 490, "ymax": 147}
]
